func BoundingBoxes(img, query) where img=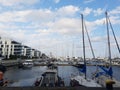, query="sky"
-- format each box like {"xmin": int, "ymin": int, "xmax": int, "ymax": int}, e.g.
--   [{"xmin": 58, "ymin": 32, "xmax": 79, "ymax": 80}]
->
[{"xmin": 0, "ymin": 0, "xmax": 120, "ymax": 59}]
